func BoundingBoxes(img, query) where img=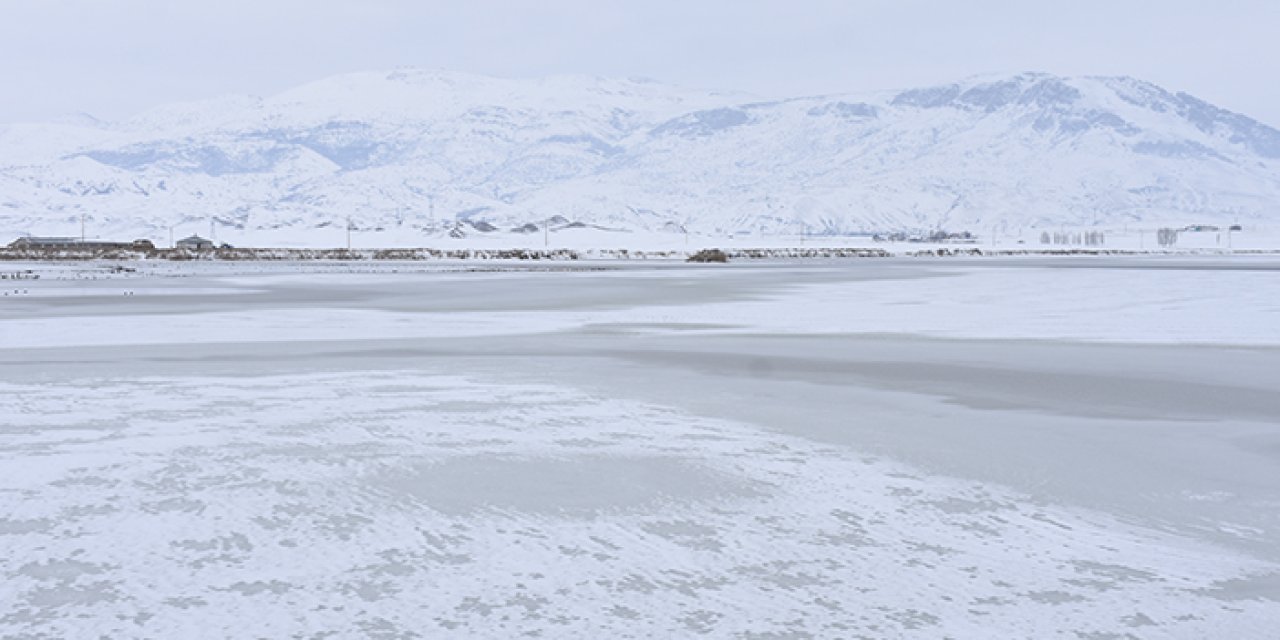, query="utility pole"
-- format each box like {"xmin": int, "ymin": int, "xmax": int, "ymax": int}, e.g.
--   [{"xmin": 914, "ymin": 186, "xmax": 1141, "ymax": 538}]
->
[
  {"xmin": 346, "ymin": 217, "xmax": 352, "ymax": 251},
  {"xmin": 80, "ymin": 214, "xmax": 86, "ymax": 242},
  {"xmin": 428, "ymin": 194, "xmax": 435, "ymax": 231},
  {"xmin": 544, "ymin": 218, "xmax": 549, "ymax": 248},
  {"xmin": 169, "ymin": 226, "xmax": 174, "ymax": 248}
]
